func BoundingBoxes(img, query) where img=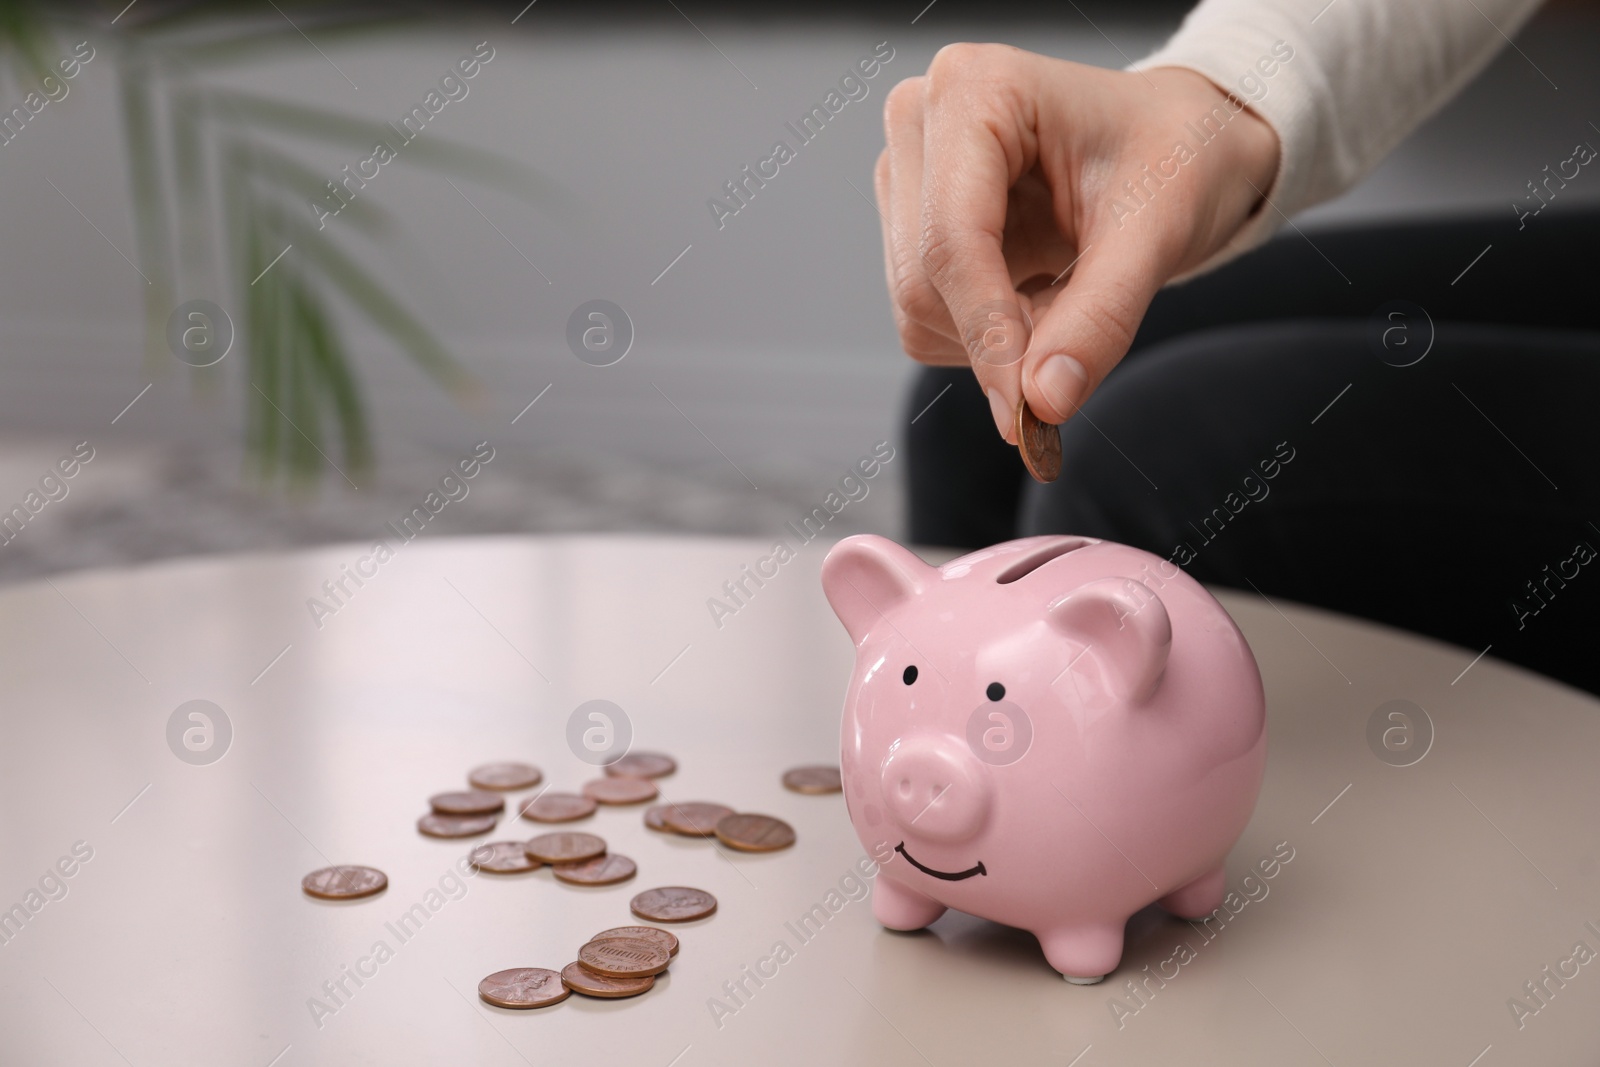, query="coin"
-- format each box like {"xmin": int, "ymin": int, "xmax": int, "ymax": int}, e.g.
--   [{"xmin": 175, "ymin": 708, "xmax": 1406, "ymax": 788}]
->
[
  {"xmin": 518, "ymin": 792, "xmax": 597, "ymax": 823},
  {"xmin": 578, "ymin": 937, "xmax": 671, "ymax": 977},
  {"xmin": 1016, "ymin": 399, "xmax": 1062, "ymax": 483},
  {"xmin": 782, "ymin": 765, "xmax": 843, "ymax": 794},
  {"xmin": 582, "ymin": 776, "xmax": 658, "ymax": 805},
  {"xmin": 593, "ymin": 925, "xmax": 679, "ymax": 958},
  {"xmin": 604, "ymin": 752, "xmax": 676, "ymax": 779},
  {"xmin": 302, "ymin": 865, "xmax": 387, "ymax": 901},
  {"xmin": 643, "ymin": 804, "xmax": 674, "ymax": 832},
  {"xmin": 525, "ymin": 831, "xmax": 607, "ymax": 865},
  {"xmin": 417, "ymin": 812, "xmax": 497, "ymax": 838},
  {"xmin": 553, "ymin": 853, "xmax": 636, "ymax": 886},
  {"xmin": 661, "ymin": 801, "xmax": 734, "ymax": 837},
  {"xmin": 714, "ymin": 813, "xmax": 796, "ymax": 852},
  {"xmin": 469, "ymin": 841, "xmax": 541, "ymax": 874},
  {"xmin": 630, "ymin": 886, "xmax": 717, "ymax": 923},
  {"xmin": 478, "ymin": 967, "xmax": 569, "ymax": 1009},
  {"xmin": 468, "ymin": 762, "xmax": 543, "ymax": 791},
  {"xmin": 429, "ymin": 790, "xmax": 506, "ymax": 816},
  {"xmin": 560, "ymin": 960, "xmax": 654, "ymax": 998}
]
